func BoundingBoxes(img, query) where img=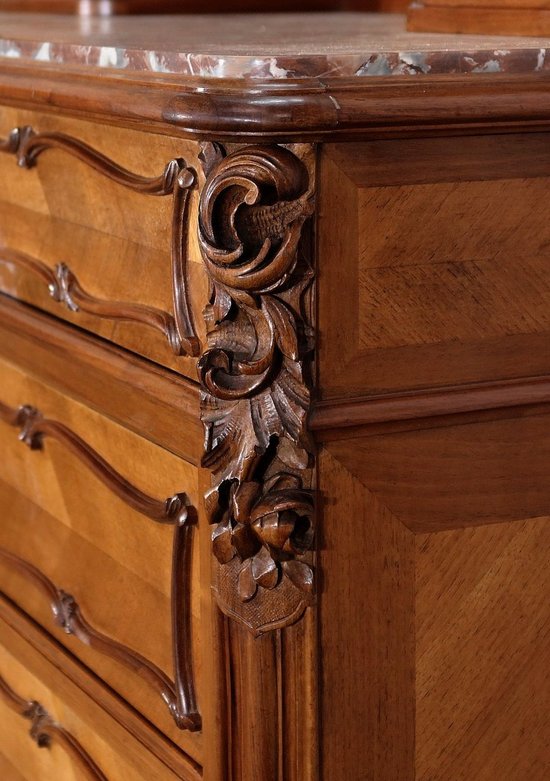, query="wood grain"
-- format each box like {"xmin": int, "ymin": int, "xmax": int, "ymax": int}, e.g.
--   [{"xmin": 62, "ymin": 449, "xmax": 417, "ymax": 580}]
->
[
  {"xmin": 0, "ymin": 671, "xmax": 108, "ymax": 780},
  {"xmin": 0, "ymin": 294, "xmax": 202, "ymax": 464},
  {"xmin": 327, "ymin": 412, "xmax": 550, "ymax": 532},
  {"xmin": 409, "ymin": 2, "xmax": 550, "ymax": 36},
  {"xmin": 0, "ymin": 596, "xmax": 200, "ymax": 780},
  {"xmin": 0, "ymin": 355, "xmax": 203, "ymax": 758},
  {"xmin": 0, "ymin": 107, "xmax": 208, "ymax": 379},
  {"xmin": 0, "ymin": 604, "xmax": 194, "ymax": 781},
  {"xmin": 318, "ymin": 447, "xmax": 416, "ymax": 780},
  {"xmin": 416, "ymin": 518, "xmax": 550, "ymax": 779},
  {"xmin": 319, "ymin": 136, "xmax": 550, "ymax": 399},
  {"xmin": 322, "ymin": 422, "xmax": 550, "ymax": 779}
]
